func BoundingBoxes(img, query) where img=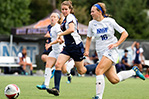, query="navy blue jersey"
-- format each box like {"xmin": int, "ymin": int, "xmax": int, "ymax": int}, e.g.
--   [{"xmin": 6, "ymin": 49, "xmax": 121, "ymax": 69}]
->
[
  {"xmin": 121, "ymin": 56, "xmax": 128, "ymax": 63},
  {"xmin": 61, "ymin": 14, "xmax": 82, "ymax": 46}
]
